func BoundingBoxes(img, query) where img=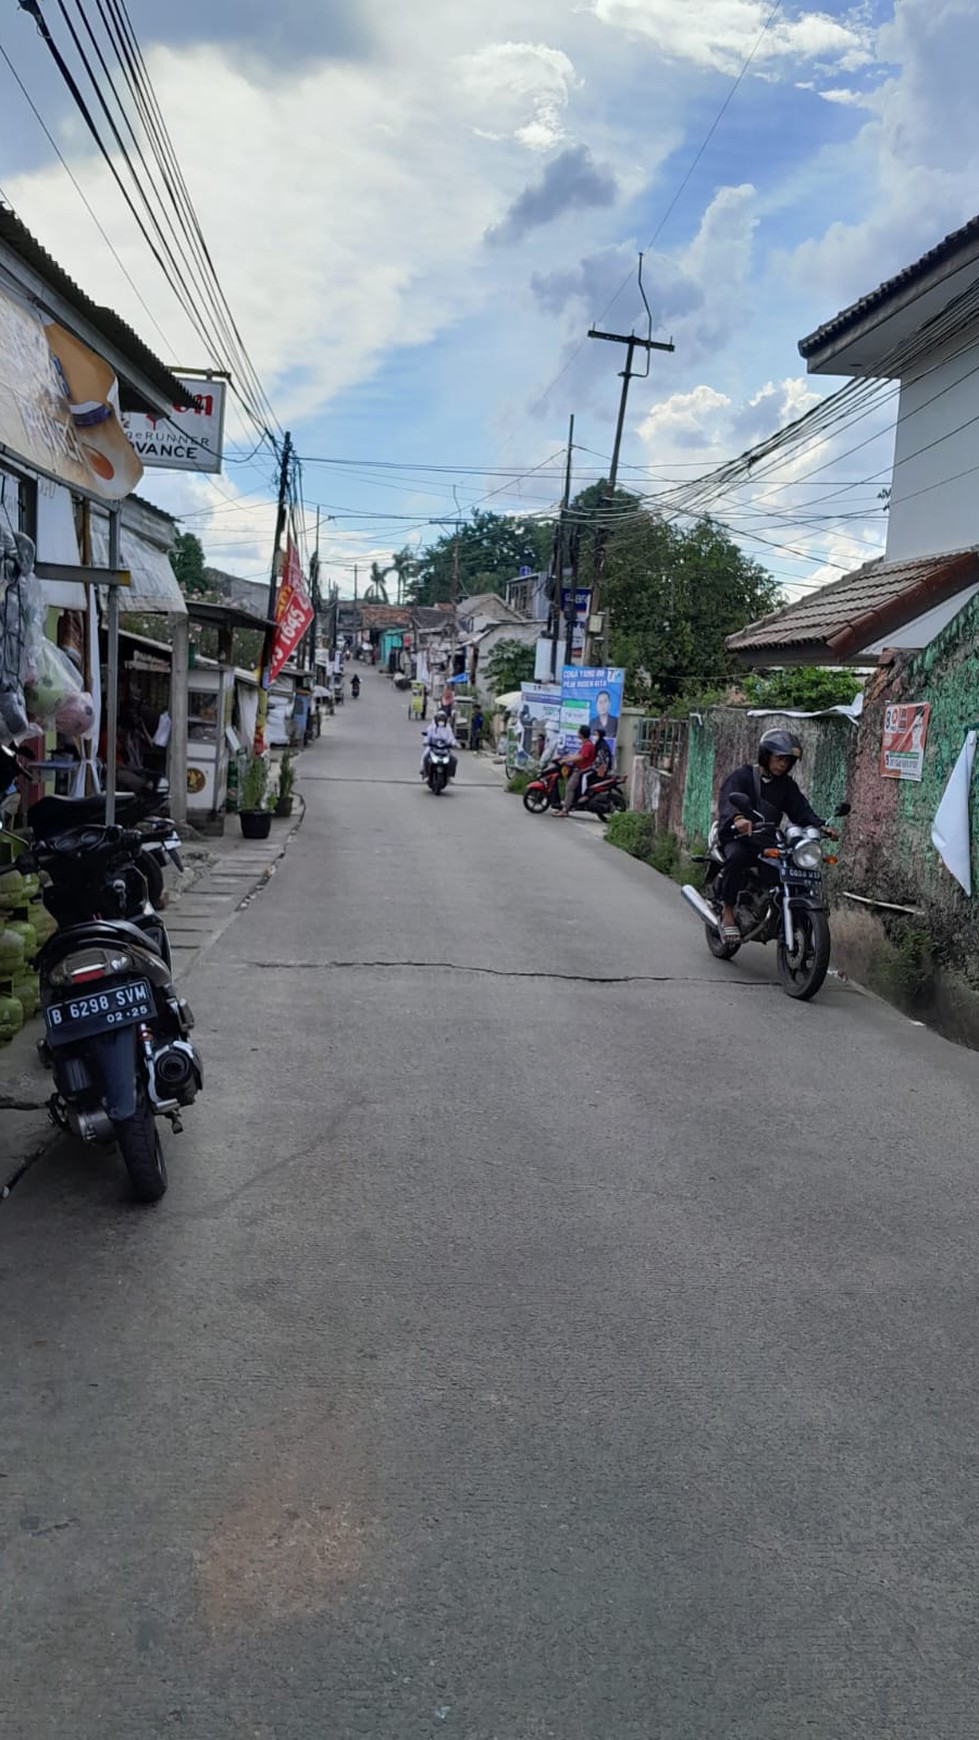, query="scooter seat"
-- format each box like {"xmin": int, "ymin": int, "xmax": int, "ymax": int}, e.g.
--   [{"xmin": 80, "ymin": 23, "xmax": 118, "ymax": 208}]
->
[{"xmin": 28, "ymin": 792, "xmax": 136, "ymax": 837}]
